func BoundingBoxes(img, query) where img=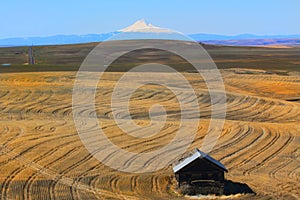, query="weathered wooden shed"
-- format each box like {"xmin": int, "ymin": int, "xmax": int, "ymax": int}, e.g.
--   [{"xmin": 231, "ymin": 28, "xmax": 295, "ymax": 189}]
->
[{"xmin": 173, "ymin": 148, "xmax": 228, "ymax": 195}]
